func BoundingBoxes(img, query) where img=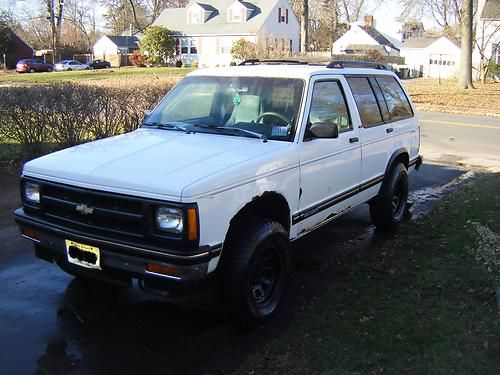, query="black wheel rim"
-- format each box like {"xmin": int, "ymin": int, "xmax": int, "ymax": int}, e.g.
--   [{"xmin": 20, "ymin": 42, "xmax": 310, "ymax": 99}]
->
[
  {"xmin": 248, "ymin": 246, "xmax": 283, "ymax": 309},
  {"xmin": 391, "ymin": 178, "xmax": 406, "ymax": 218}
]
